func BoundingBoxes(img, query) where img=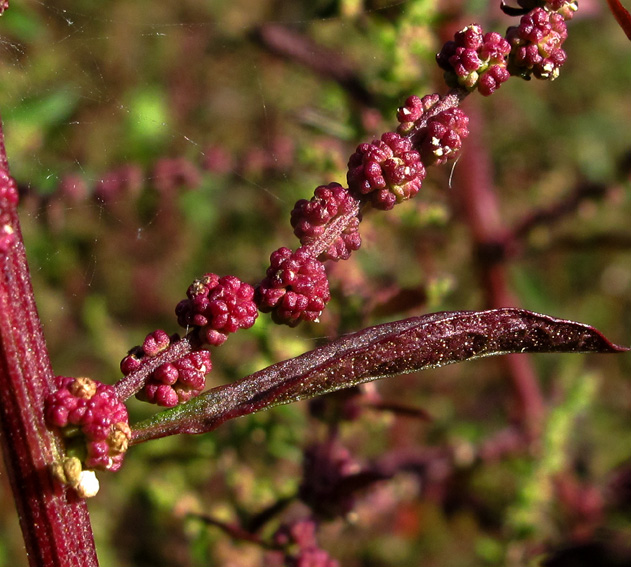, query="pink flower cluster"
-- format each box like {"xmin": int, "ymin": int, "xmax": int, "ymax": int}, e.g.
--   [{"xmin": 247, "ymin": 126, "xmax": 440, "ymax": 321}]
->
[
  {"xmin": 507, "ymin": 7, "xmax": 568, "ymax": 80},
  {"xmin": 347, "ymin": 132, "xmax": 426, "ymax": 210},
  {"xmin": 135, "ymin": 351, "xmax": 212, "ymax": 408},
  {"xmin": 44, "ymin": 376, "xmax": 131, "ymax": 471},
  {"xmin": 397, "ymin": 97, "xmax": 470, "ymax": 167},
  {"xmin": 290, "ymin": 182, "xmax": 362, "ymax": 261},
  {"xmin": 437, "ymin": 25, "xmax": 511, "ymax": 96},
  {"xmin": 176, "ymin": 274, "xmax": 258, "ymax": 346},
  {"xmin": 255, "ymin": 247, "xmax": 331, "ymax": 327},
  {"xmin": 121, "ymin": 329, "xmax": 212, "ymax": 407}
]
